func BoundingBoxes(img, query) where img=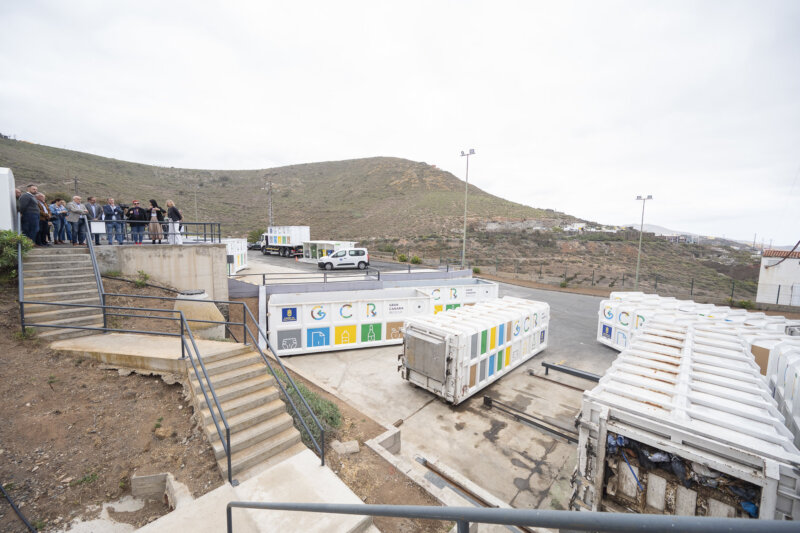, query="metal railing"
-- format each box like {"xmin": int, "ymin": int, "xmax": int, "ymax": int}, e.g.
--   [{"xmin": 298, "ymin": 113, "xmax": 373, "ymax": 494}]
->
[
  {"xmin": 84, "ymin": 218, "xmax": 222, "ymax": 244},
  {"xmin": 230, "ymin": 268, "xmax": 381, "ymax": 285},
  {"xmin": 98, "ymin": 293, "xmax": 326, "ymax": 465},
  {"xmin": 225, "ymin": 501, "xmax": 799, "ymax": 533},
  {"xmin": 83, "ymin": 216, "xmax": 107, "ymax": 329}
]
